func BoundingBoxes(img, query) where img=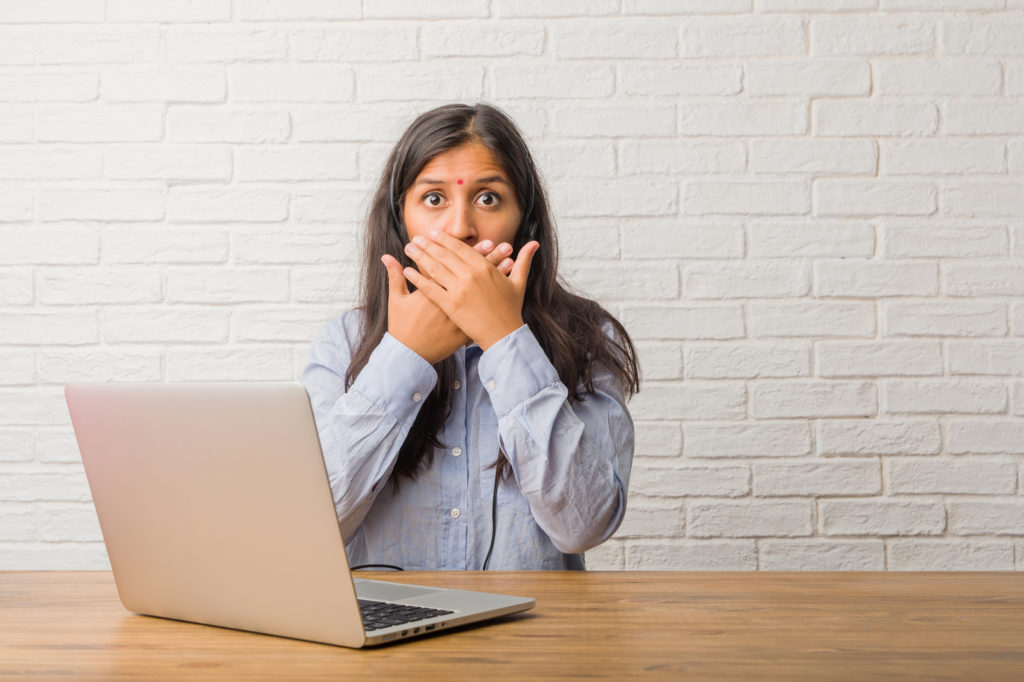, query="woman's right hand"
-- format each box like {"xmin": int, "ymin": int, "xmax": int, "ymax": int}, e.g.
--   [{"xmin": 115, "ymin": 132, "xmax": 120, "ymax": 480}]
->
[{"xmin": 381, "ymin": 240, "xmax": 514, "ymax": 365}]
